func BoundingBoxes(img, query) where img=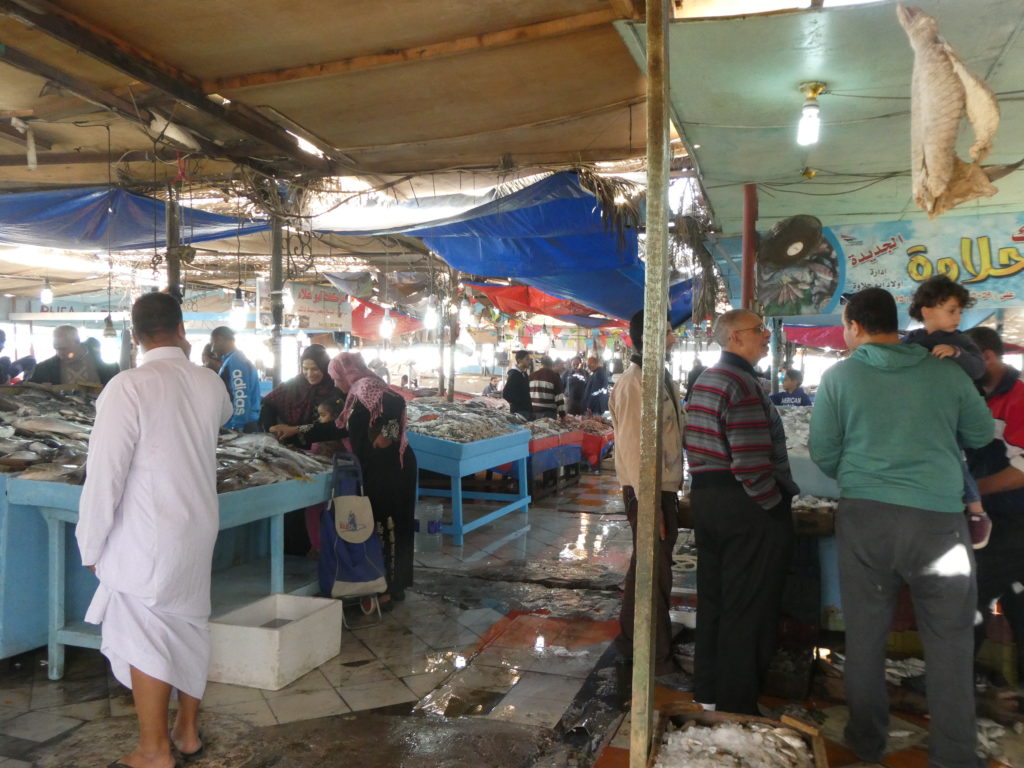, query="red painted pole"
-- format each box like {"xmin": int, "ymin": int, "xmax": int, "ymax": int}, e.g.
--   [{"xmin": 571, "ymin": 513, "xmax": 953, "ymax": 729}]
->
[{"xmin": 741, "ymin": 183, "xmax": 758, "ymax": 310}]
